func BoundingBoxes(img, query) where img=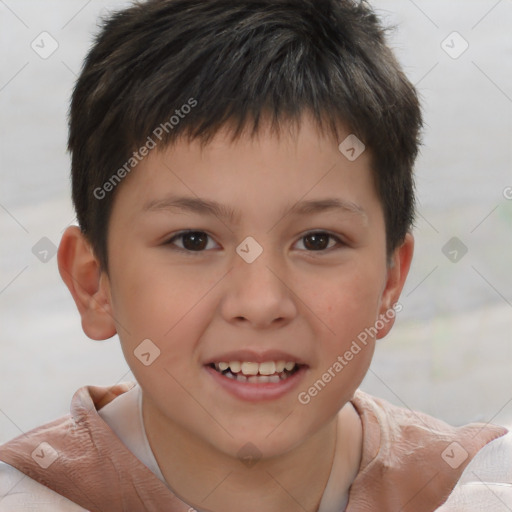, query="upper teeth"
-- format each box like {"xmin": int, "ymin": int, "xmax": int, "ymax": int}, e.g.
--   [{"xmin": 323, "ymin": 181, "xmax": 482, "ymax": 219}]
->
[{"xmin": 215, "ymin": 361, "xmax": 296, "ymax": 375}]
